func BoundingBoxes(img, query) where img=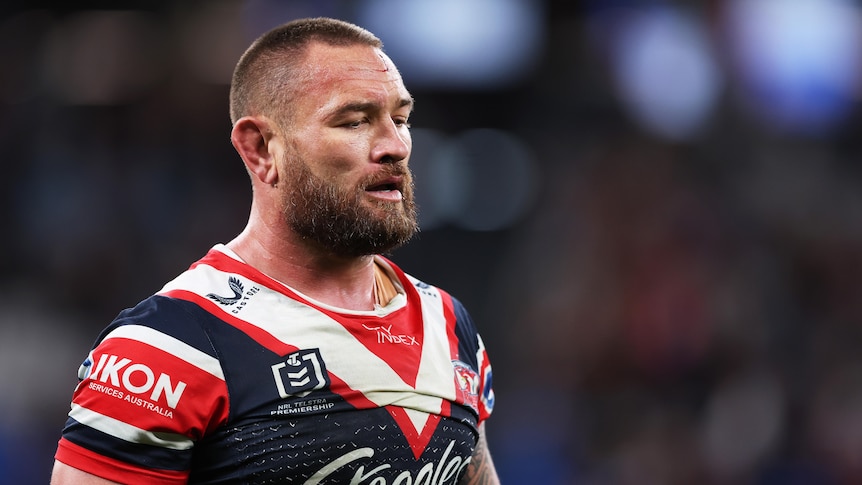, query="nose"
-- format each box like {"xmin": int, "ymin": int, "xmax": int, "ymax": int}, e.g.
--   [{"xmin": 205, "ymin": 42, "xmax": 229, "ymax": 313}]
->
[{"xmin": 373, "ymin": 119, "xmax": 411, "ymax": 164}]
